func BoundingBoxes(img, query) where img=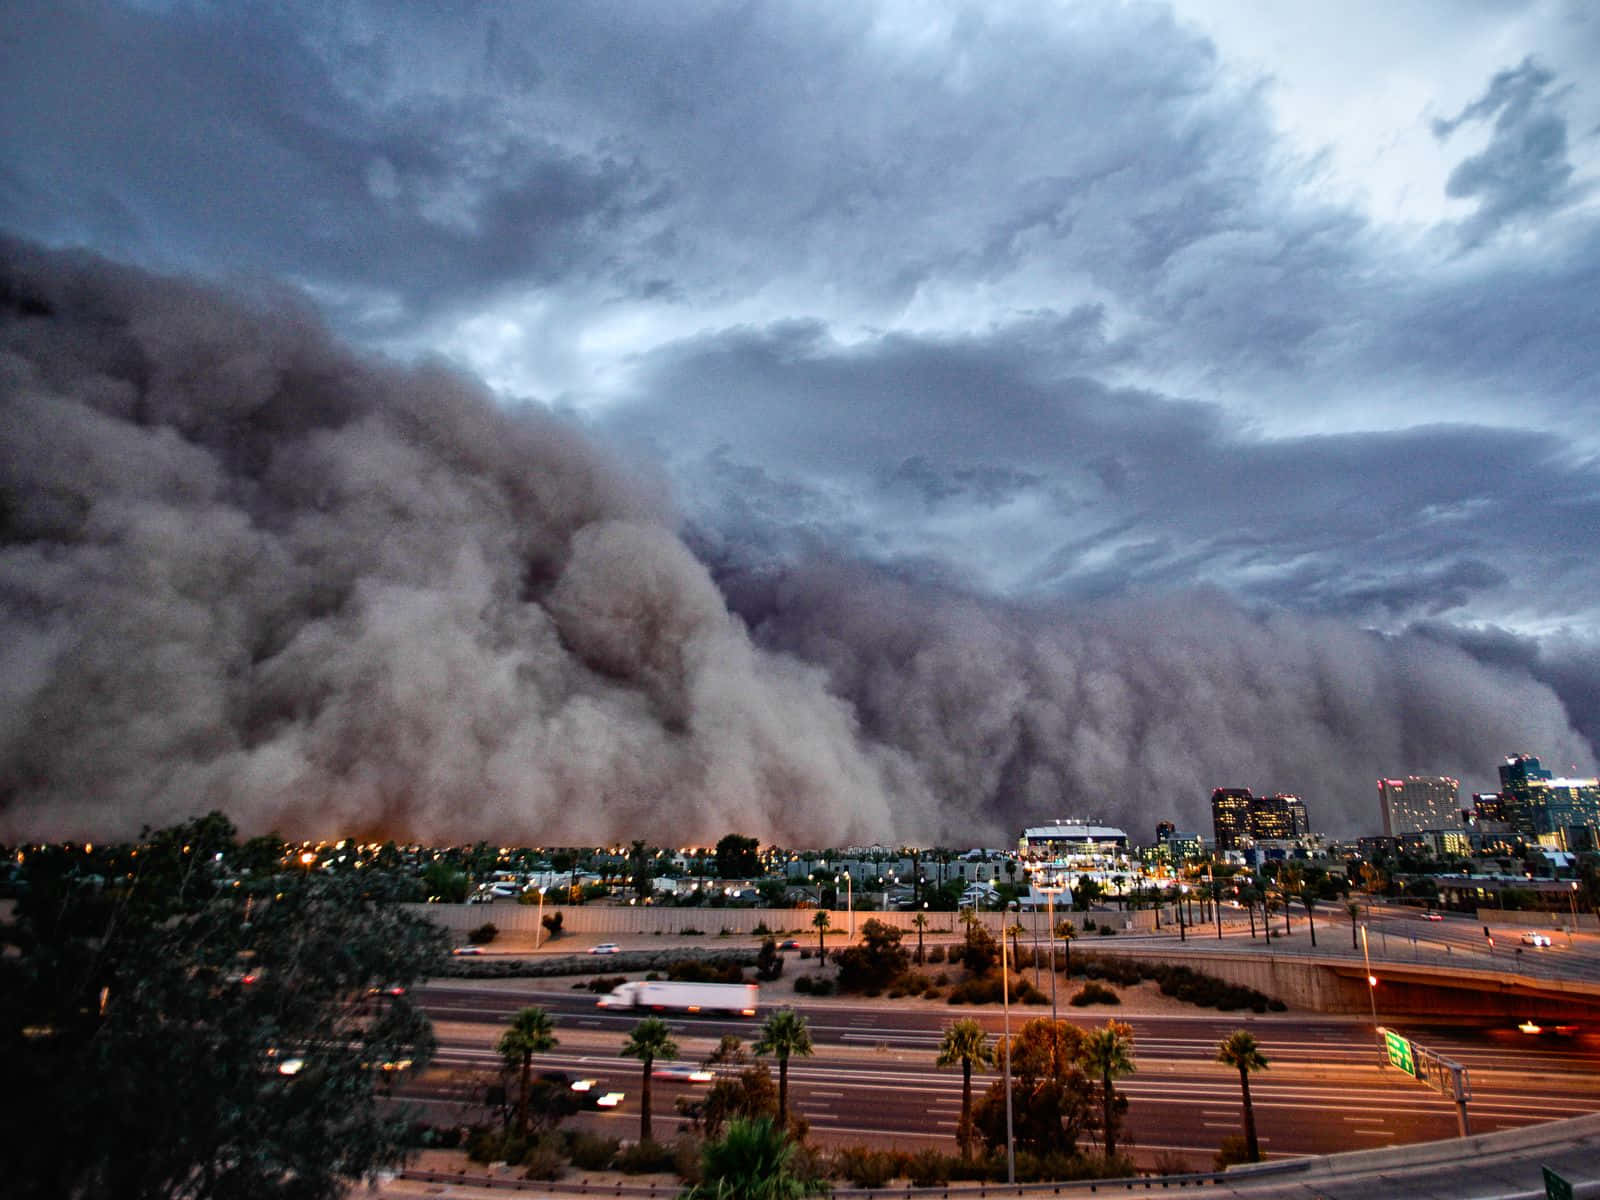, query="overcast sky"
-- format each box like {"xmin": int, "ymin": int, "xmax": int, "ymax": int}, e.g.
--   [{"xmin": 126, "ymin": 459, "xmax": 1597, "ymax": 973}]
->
[{"xmin": 4, "ymin": 1, "xmax": 1599, "ymax": 839}]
